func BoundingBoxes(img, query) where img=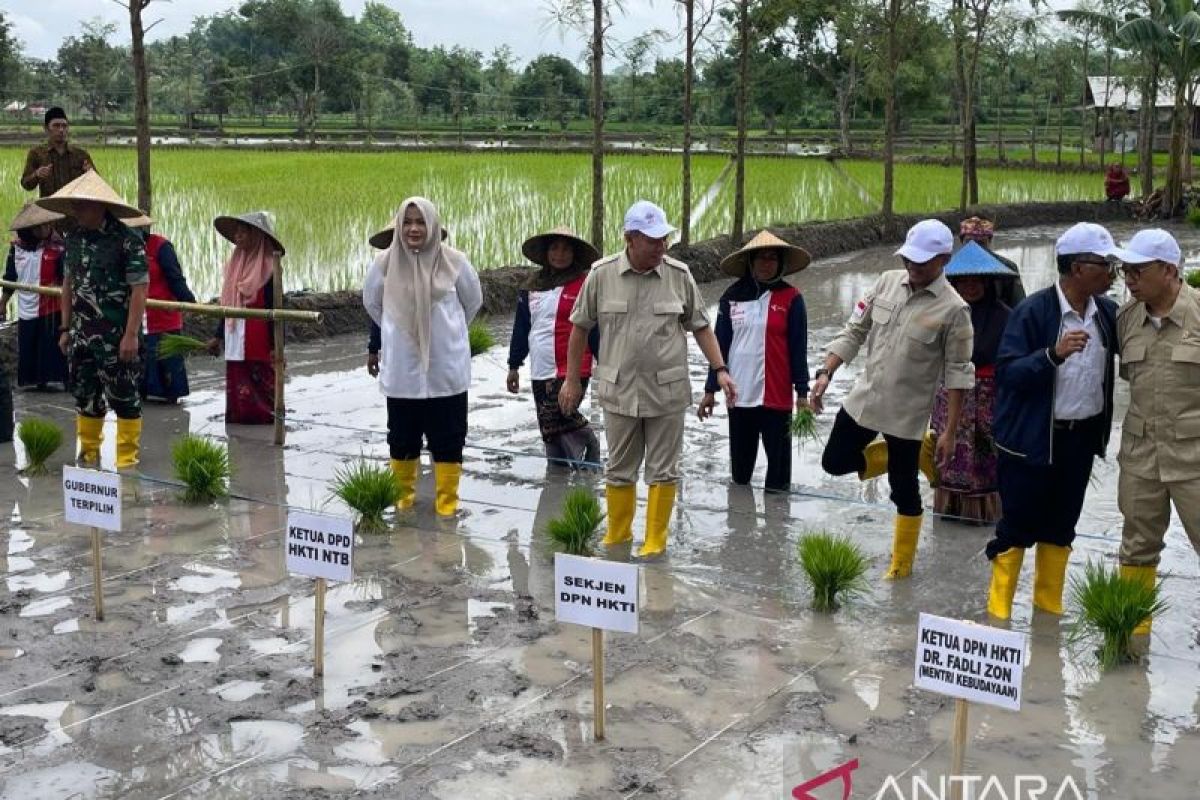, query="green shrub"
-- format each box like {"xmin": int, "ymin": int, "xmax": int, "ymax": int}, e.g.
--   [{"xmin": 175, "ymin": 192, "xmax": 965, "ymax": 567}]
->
[
  {"xmin": 545, "ymin": 487, "xmax": 606, "ymax": 556},
  {"xmin": 17, "ymin": 418, "xmax": 63, "ymax": 475},
  {"xmin": 171, "ymin": 434, "xmax": 232, "ymax": 502},
  {"xmin": 331, "ymin": 458, "xmax": 400, "ymax": 532},
  {"xmin": 1186, "ymin": 270, "xmax": 1200, "ymax": 289},
  {"xmin": 468, "ymin": 319, "xmax": 495, "ymax": 356},
  {"xmin": 797, "ymin": 532, "xmax": 869, "ymax": 612},
  {"xmin": 156, "ymin": 334, "xmax": 209, "ymax": 360},
  {"xmin": 1069, "ymin": 560, "xmax": 1167, "ymax": 669}
]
